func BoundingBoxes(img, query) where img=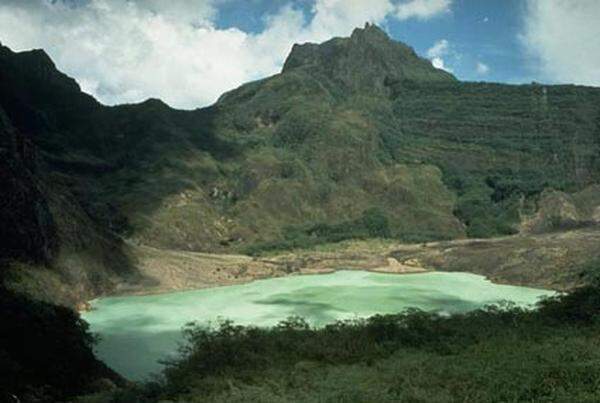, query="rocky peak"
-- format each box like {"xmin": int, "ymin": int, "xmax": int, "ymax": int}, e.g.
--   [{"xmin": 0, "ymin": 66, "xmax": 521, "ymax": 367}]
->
[
  {"xmin": 281, "ymin": 23, "xmax": 455, "ymax": 96},
  {"xmin": 350, "ymin": 22, "xmax": 390, "ymax": 42}
]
